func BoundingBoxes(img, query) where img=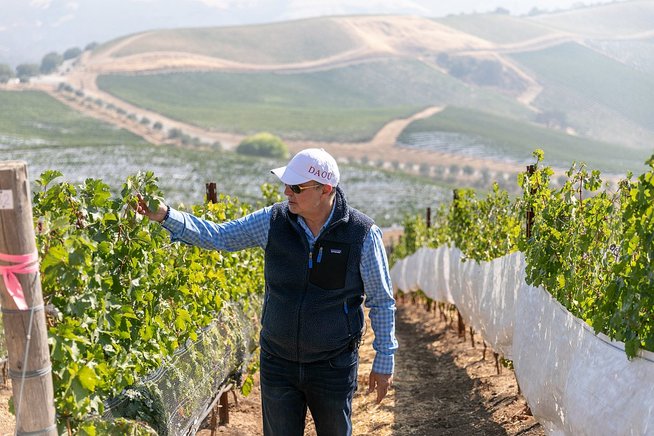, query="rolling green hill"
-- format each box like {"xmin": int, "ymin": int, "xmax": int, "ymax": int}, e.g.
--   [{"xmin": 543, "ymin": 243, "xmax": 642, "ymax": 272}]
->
[
  {"xmin": 0, "ymin": 91, "xmax": 145, "ymax": 148},
  {"xmin": 587, "ymin": 38, "xmax": 654, "ymax": 74},
  {"xmin": 511, "ymin": 42, "xmax": 654, "ymax": 134},
  {"xmin": 97, "ymin": 58, "xmax": 530, "ymax": 142},
  {"xmin": 398, "ymin": 106, "xmax": 649, "ymax": 174}
]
